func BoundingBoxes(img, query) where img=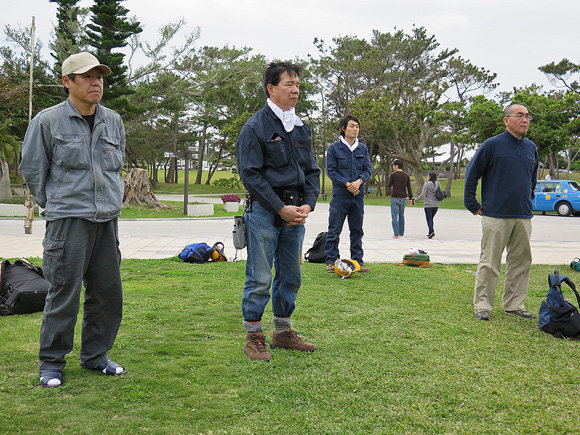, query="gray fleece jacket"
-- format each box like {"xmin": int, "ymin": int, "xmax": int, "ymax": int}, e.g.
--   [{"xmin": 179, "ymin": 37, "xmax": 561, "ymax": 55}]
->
[{"xmin": 414, "ymin": 181, "xmax": 441, "ymax": 208}]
